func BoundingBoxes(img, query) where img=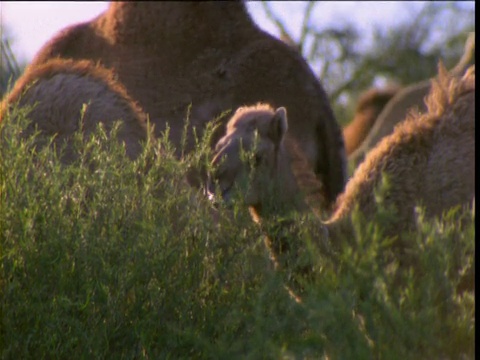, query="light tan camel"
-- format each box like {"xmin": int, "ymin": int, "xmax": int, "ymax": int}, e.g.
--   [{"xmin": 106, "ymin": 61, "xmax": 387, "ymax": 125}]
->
[
  {"xmin": 26, "ymin": 1, "xmax": 347, "ymax": 206},
  {"xmin": 0, "ymin": 58, "xmax": 148, "ymax": 163},
  {"xmin": 207, "ymin": 63, "xmax": 475, "ymax": 295},
  {"xmin": 349, "ymin": 33, "xmax": 475, "ymax": 166}
]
